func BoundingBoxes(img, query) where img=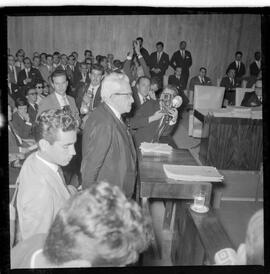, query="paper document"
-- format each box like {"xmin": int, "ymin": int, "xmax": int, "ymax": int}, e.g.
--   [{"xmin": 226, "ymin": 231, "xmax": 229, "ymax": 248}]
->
[
  {"xmin": 140, "ymin": 142, "xmax": 173, "ymax": 155},
  {"xmin": 163, "ymin": 164, "xmax": 224, "ymax": 182}
]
